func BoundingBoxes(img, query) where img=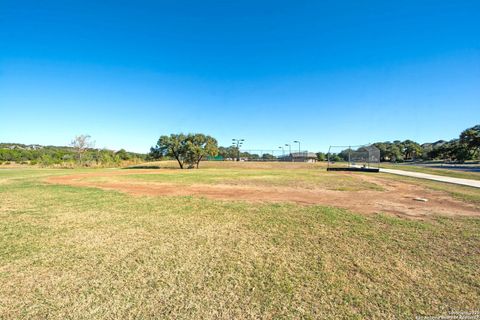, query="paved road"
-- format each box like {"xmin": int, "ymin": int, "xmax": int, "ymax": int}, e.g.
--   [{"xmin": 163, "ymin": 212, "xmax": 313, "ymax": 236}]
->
[
  {"xmin": 379, "ymin": 168, "xmax": 480, "ymax": 188},
  {"xmin": 398, "ymin": 164, "xmax": 480, "ymax": 173}
]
